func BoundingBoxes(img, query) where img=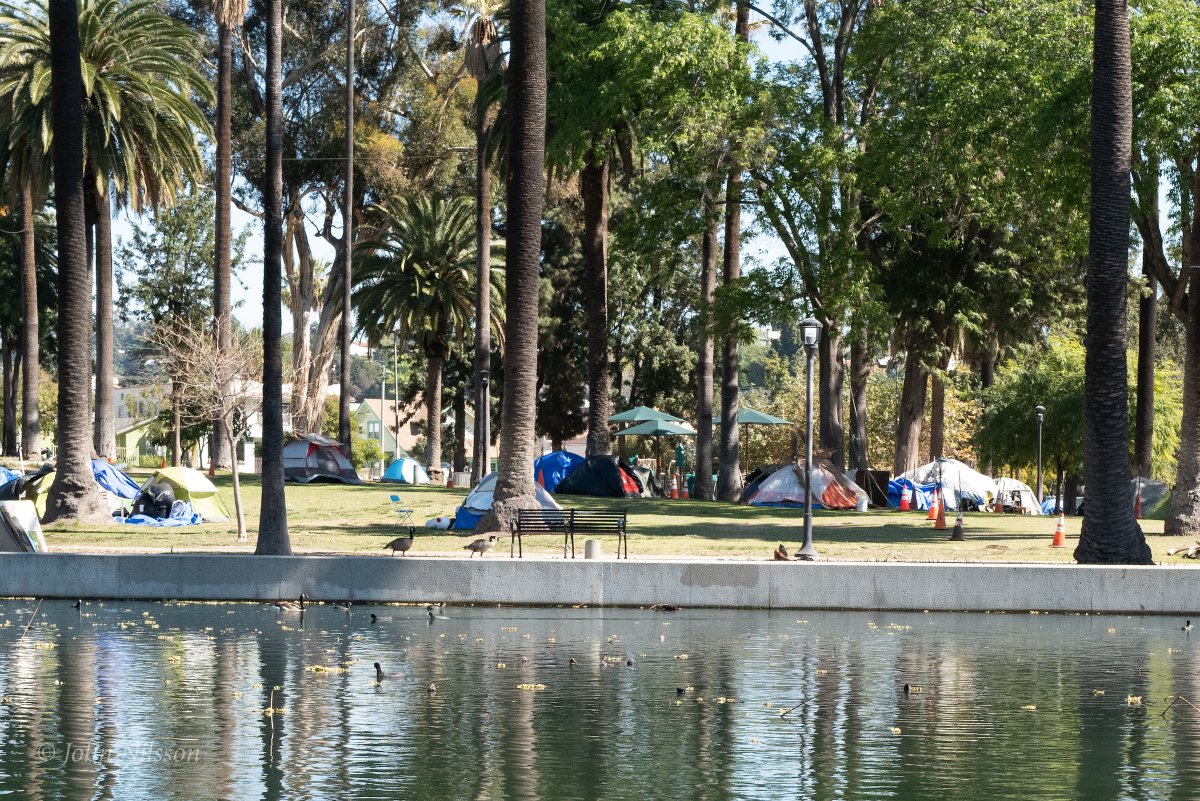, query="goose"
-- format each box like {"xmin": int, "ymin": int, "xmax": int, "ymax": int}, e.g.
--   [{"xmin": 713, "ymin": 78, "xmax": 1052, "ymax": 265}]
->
[
  {"xmin": 374, "ymin": 662, "xmax": 386, "ymax": 680},
  {"xmin": 72, "ymin": 599, "xmax": 82, "ymax": 610},
  {"xmin": 370, "ymin": 613, "xmax": 394, "ymax": 624},
  {"xmin": 273, "ymin": 594, "xmax": 307, "ymax": 612},
  {"xmin": 384, "ymin": 528, "xmax": 416, "ymax": 556},
  {"xmin": 464, "ymin": 536, "xmax": 497, "ymax": 557},
  {"xmin": 427, "ymin": 606, "xmax": 450, "ymax": 621},
  {"xmin": 427, "ymin": 682, "xmax": 437, "ymax": 695},
  {"xmin": 569, "ymin": 658, "xmax": 578, "ymax": 667},
  {"xmin": 1184, "ymin": 620, "xmax": 1194, "ymax": 632},
  {"xmin": 333, "ymin": 602, "xmax": 352, "ymax": 613}
]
